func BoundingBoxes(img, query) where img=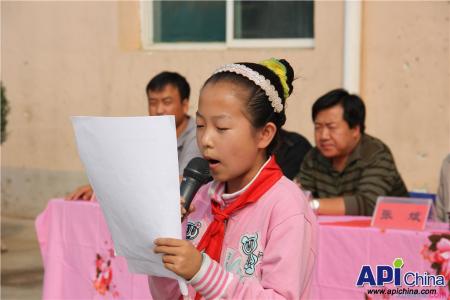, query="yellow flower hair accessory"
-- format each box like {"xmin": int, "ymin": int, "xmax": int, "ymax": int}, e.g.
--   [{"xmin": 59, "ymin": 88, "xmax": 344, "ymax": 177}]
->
[{"xmin": 260, "ymin": 58, "xmax": 290, "ymax": 99}]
